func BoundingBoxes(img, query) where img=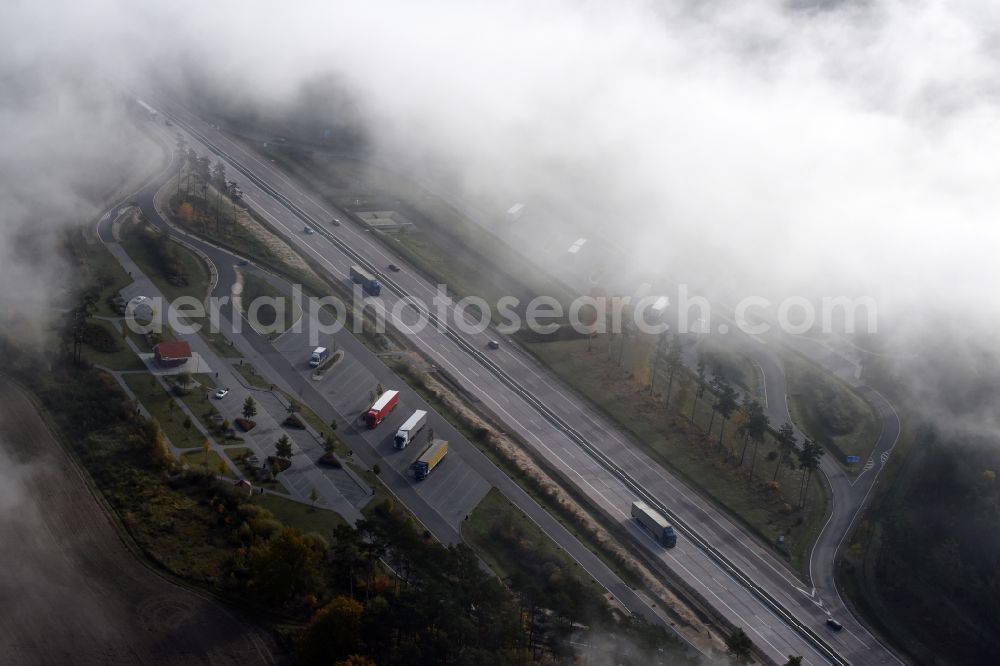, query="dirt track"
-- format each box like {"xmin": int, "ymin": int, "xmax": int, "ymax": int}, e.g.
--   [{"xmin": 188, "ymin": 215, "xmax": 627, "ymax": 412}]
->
[{"xmin": 0, "ymin": 376, "xmax": 278, "ymax": 665}]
